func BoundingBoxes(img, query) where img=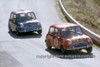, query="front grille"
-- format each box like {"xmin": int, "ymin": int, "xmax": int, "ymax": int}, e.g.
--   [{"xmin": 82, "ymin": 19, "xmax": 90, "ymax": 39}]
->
[
  {"xmin": 24, "ymin": 23, "xmax": 38, "ymax": 31},
  {"xmin": 24, "ymin": 23, "xmax": 37, "ymax": 27},
  {"xmin": 73, "ymin": 42, "xmax": 87, "ymax": 48}
]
